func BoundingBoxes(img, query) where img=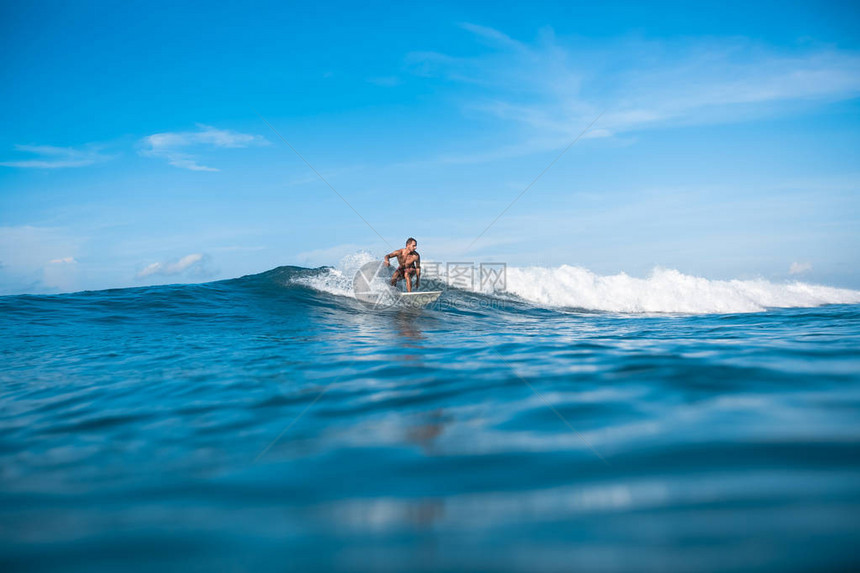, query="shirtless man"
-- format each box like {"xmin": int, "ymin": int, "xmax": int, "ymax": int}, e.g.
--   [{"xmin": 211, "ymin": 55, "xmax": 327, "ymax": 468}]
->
[{"xmin": 384, "ymin": 237, "xmax": 421, "ymax": 292}]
